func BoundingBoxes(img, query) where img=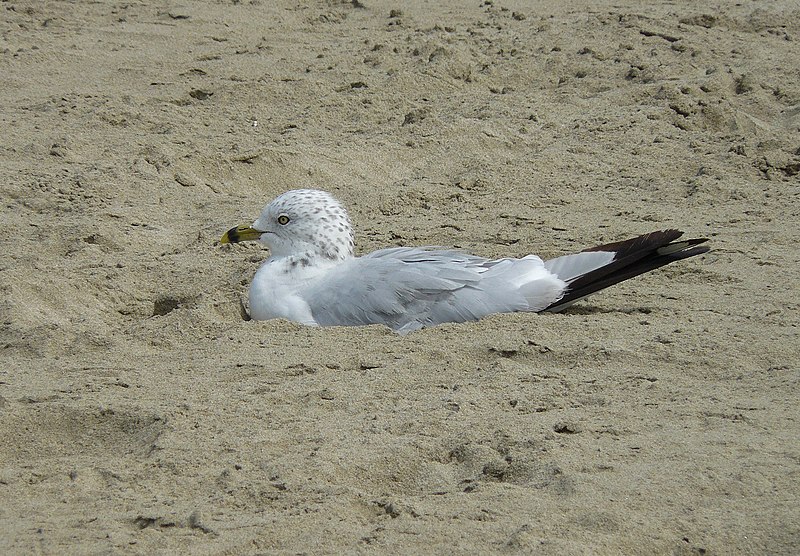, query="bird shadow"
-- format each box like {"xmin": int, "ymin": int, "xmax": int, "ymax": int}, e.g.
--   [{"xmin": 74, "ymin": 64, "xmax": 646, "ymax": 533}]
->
[{"xmin": 558, "ymin": 305, "xmax": 654, "ymax": 316}]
